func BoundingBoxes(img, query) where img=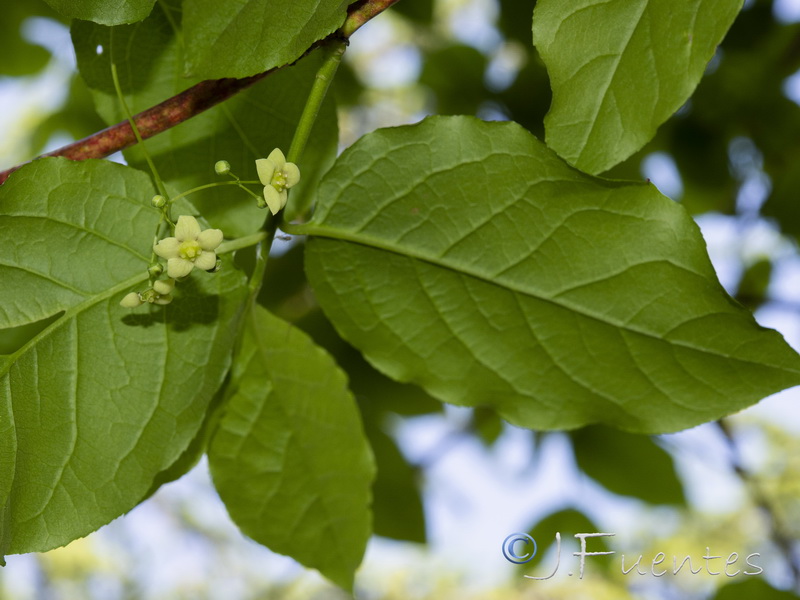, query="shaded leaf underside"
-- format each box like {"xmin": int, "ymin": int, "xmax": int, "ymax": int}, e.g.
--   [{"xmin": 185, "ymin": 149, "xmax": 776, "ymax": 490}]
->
[
  {"xmin": 209, "ymin": 304, "xmax": 374, "ymax": 591},
  {"xmin": 302, "ymin": 116, "xmax": 800, "ymax": 434}
]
